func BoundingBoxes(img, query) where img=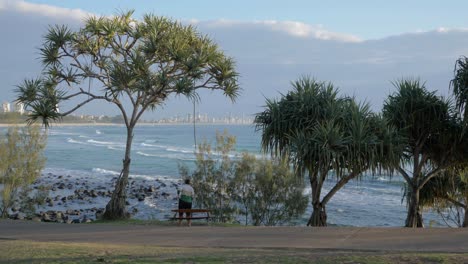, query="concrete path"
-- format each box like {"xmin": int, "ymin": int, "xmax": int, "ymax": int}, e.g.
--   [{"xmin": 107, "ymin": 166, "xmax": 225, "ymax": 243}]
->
[{"xmin": 0, "ymin": 220, "xmax": 467, "ymax": 253}]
